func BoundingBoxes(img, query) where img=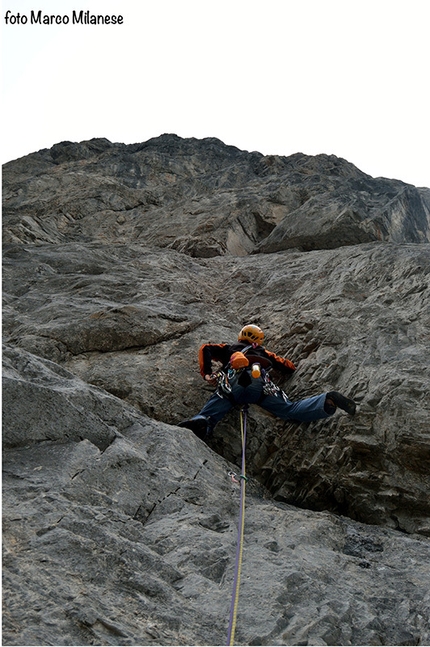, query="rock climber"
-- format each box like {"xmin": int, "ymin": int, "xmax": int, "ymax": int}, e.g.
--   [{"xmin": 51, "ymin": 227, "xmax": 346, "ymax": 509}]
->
[{"xmin": 178, "ymin": 324, "xmax": 356, "ymax": 440}]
